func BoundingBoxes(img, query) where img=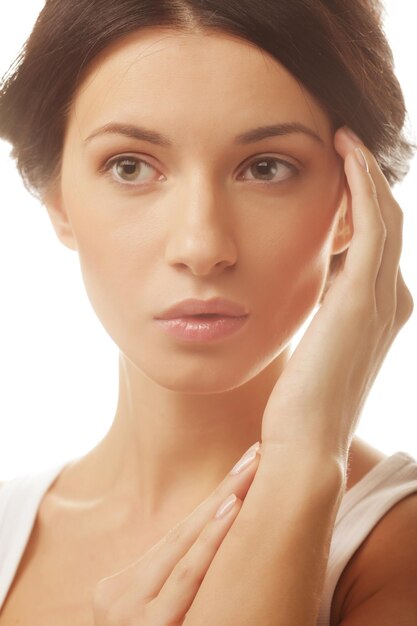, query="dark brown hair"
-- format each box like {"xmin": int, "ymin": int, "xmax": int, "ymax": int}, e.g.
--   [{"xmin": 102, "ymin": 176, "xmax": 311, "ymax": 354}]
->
[{"xmin": 0, "ymin": 0, "xmax": 415, "ymax": 295}]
